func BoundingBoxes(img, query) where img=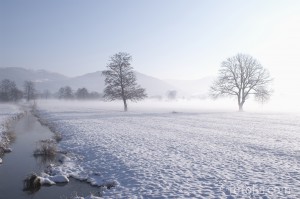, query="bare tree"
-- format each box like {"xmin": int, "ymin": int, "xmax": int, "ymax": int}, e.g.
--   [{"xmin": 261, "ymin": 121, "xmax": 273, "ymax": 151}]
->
[
  {"xmin": 11, "ymin": 87, "xmax": 23, "ymax": 102},
  {"xmin": 102, "ymin": 52, "xmax": 147, "ymax": 111},
  {"xmin": 57, "ymin": 86, "xmax": 73, "ymax": 99},
  {"xmin": 0, "ymin": 79, "xmax": 15, "ymax": 101},
  {"xmin": 0, "ymin": 79, "xmax": 22, "ymax": 102},
  {"xmin": 75, "ymin": 88, "xmax": 89, "ymax": 100},
  {"xmin": 210, "ymin": 54, "xmax": 272, "ymax": 111},
  {"xmin": 24, "ymin": 81, "xmax": 36, "ymax": 101}
]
